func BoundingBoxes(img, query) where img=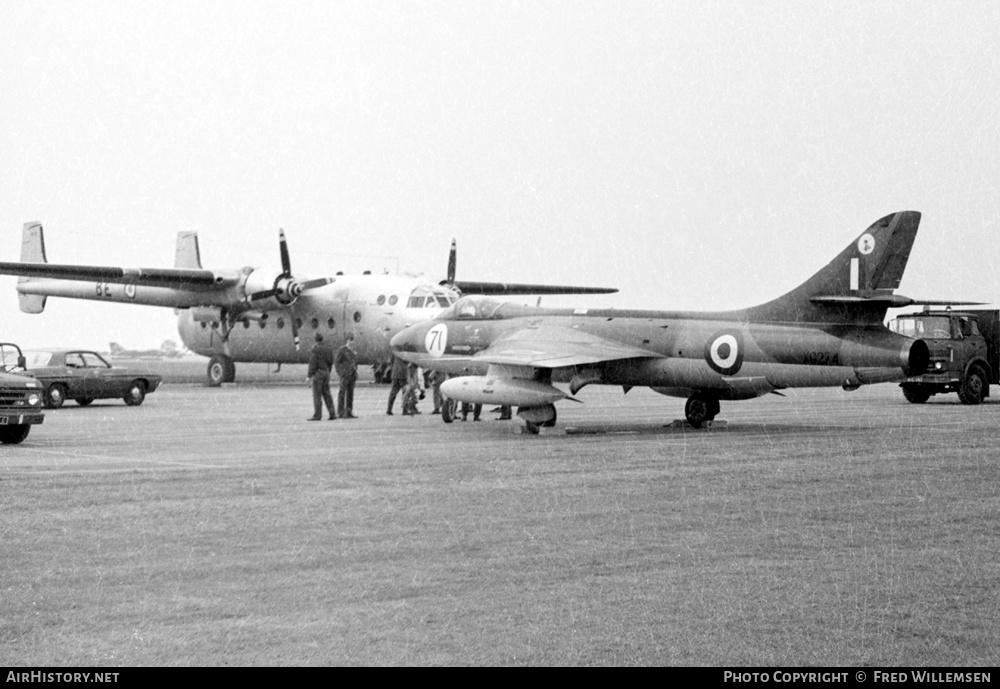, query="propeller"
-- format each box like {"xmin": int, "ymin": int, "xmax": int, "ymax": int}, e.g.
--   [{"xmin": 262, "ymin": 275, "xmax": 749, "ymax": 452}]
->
[
  {"xmin": 245, "ymin": 229, "xmax": 336, "ymax": 350},
  {"xmin": 446, "ymin": 238, "xmax": 457, "ymax": 289}
]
